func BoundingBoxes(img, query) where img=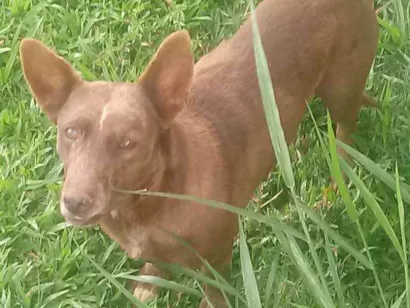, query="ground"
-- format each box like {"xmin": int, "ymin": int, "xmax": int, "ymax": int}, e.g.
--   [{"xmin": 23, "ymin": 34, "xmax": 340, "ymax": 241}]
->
[{"xmin": 1, "ymin": 0, "xmax": 410, "ymax": 307}]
